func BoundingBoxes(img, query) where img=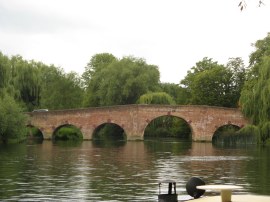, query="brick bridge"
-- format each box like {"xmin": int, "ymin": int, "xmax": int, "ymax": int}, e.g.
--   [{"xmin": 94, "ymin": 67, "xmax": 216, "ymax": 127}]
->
[{"xmin": 27, "ymin": 104, "xmax": 249, "ymax": 142}]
